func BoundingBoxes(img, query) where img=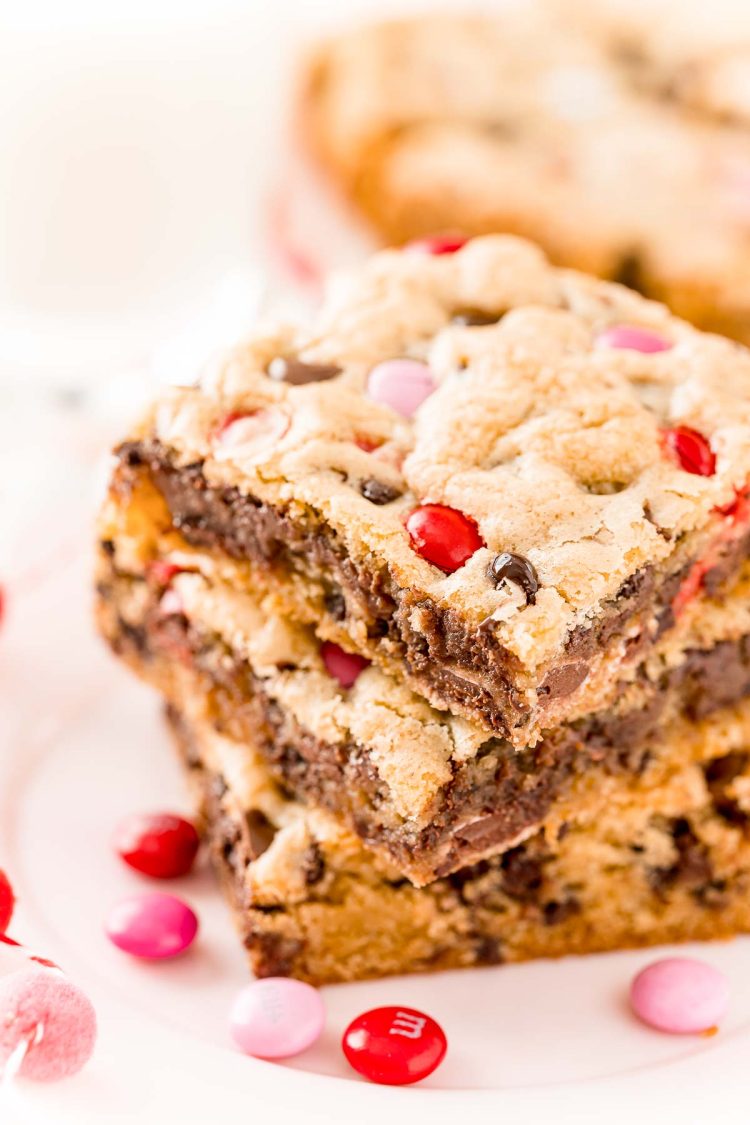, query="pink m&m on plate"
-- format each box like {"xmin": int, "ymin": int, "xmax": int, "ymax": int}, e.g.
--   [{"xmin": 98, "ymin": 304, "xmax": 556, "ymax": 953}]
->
[
  {"xmin": 230, "ymin": 978, "xmax": 325, "ymax": 1059},
  {"xmin": 342, "ymin": 1005, "xmax": 447, "ymax": 1085},
  {"xmin": 105, "ymin": 893, "xmax": 198, "ymax": 959},
  {"xmin": 630, "ymin": 957, "xmax": 729, "ymax": 1034},
  {"xmin": 366, "ymin": 359, "xmax": 436, "ymax": 418},
  {"xmin": 596, "ymin": 324, "xmax": 673, "ymax": 353}
]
